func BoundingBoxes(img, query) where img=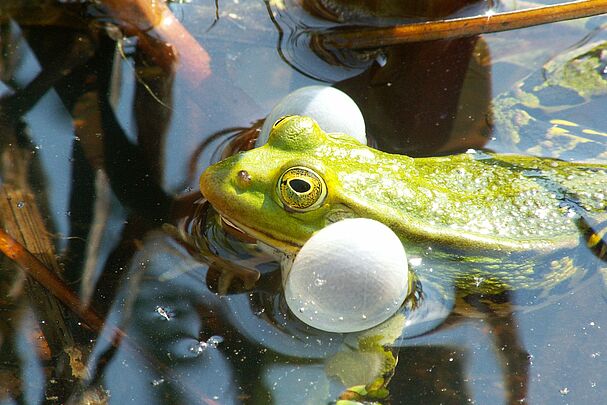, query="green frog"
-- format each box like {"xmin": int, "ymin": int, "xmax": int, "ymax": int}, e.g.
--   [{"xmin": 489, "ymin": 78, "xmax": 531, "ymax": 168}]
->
[
  {"xmin": 200, "ymin": 115, "xmax": 607, "ymax": 298},
  {"xmin": 195, "ymin": 35, "xmax": 607, "ymax": 405}
]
